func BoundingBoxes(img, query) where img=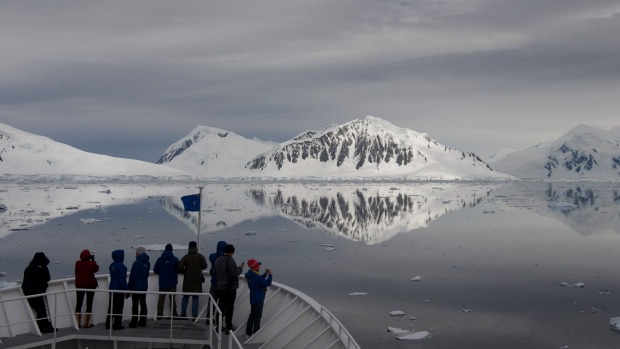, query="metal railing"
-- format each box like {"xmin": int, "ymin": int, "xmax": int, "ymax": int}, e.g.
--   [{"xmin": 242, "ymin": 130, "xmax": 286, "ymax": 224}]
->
[{"xmin": 0, "ymin": 283, "xmax": 243, "ymax": 349}]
